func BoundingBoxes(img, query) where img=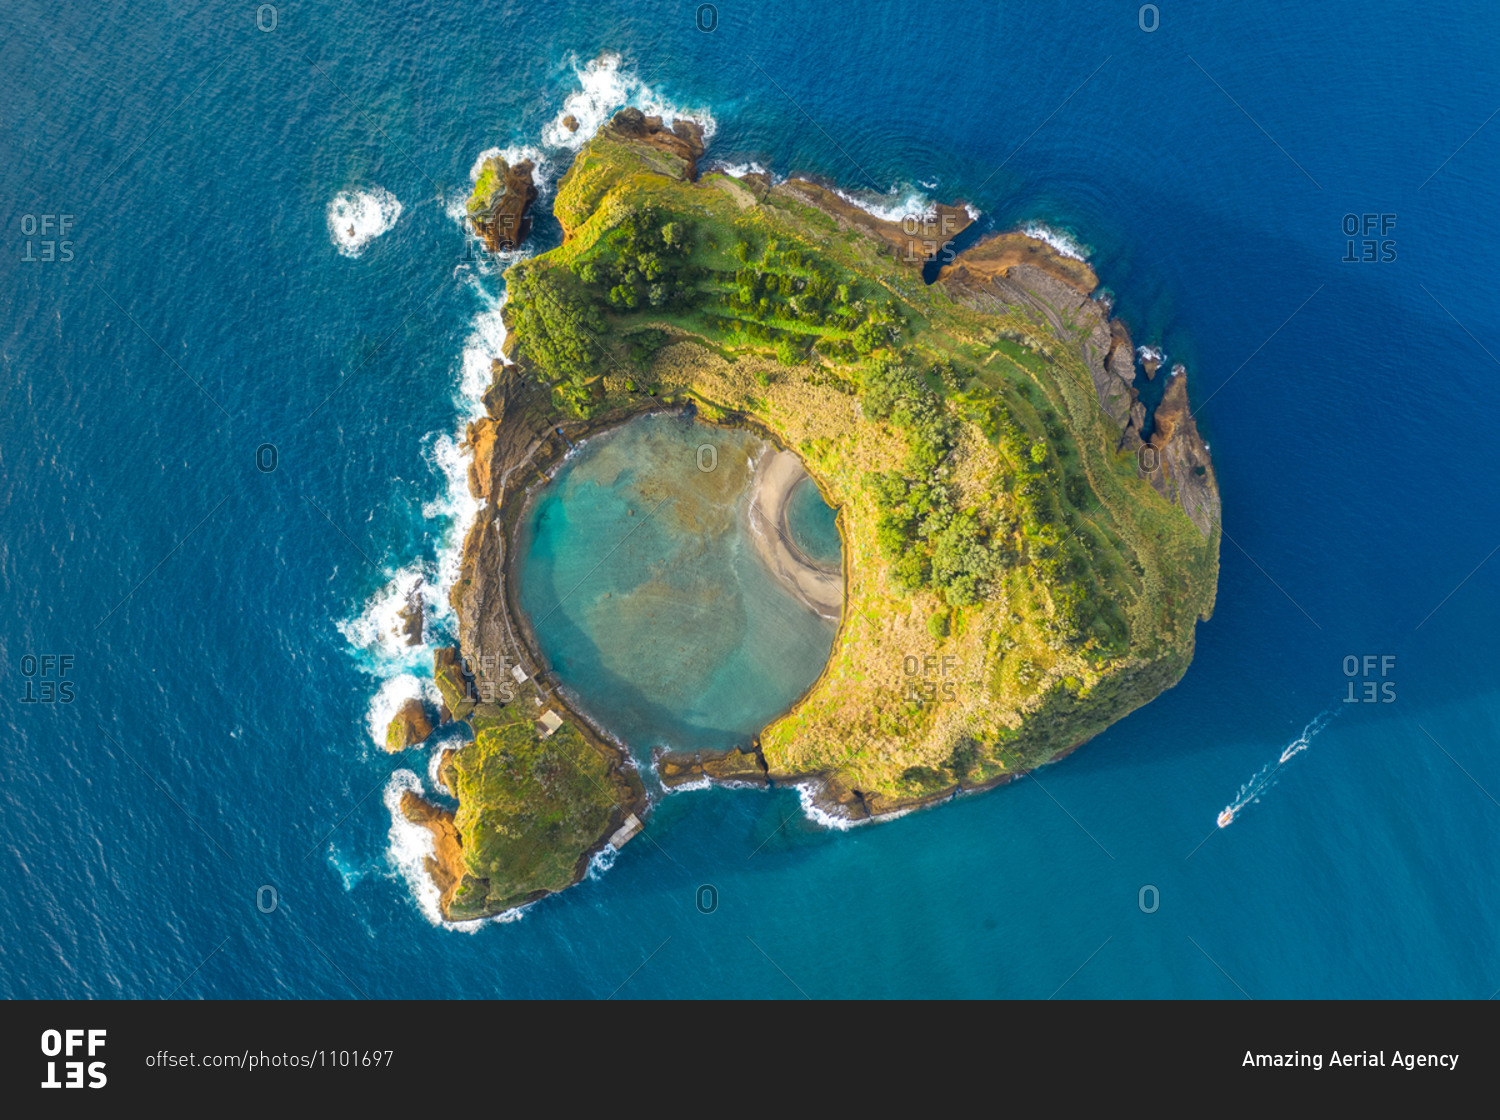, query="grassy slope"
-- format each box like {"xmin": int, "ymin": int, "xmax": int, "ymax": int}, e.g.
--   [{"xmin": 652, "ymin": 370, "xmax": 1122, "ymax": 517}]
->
[
  {"xmin": 444, "ymin": 703, "xmax": 630, "ymax": 919},
  {"xmin": 502, "ymin": 128, "xmax": 1219, "ymax": 810}
]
